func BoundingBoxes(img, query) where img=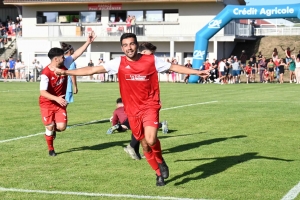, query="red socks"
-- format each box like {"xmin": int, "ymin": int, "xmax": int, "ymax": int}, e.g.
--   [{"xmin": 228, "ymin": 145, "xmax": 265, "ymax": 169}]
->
[
  {"xmin": 144, "ymin": 150, "xmax": 161, "ymax": 176},
  {"xmin": 44, "ymin": 135, "xmax": 54, "ymax": 151},
  {"xmin": 150, "ymin": 139, "xmax": 163, "ymax": 163}
]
